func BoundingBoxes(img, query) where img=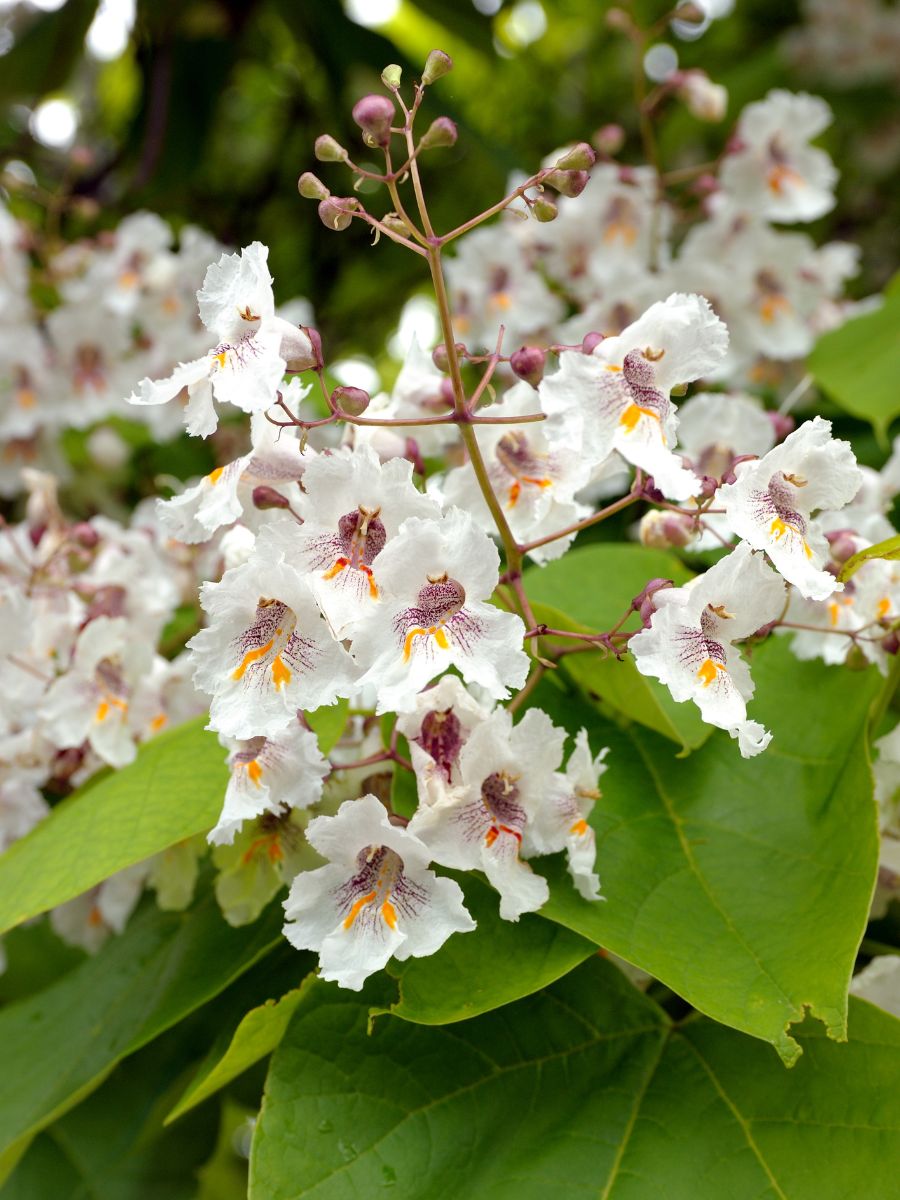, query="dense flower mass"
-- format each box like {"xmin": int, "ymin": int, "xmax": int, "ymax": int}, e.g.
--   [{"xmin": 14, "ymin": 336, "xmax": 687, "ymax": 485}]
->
[{"xmin": 2, "ymin": 43, "xmax": 900, "ymax": 1017}]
